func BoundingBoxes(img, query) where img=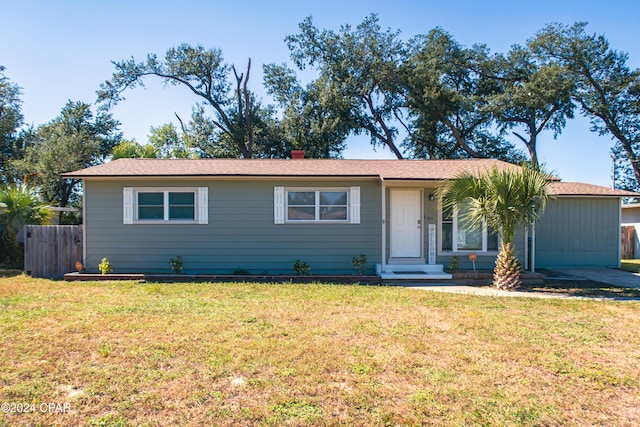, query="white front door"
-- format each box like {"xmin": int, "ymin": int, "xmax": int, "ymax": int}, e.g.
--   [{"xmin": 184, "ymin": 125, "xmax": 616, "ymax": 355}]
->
[{"xmin": 390, "ymin": 190, "xmax": 422, "ymax": 258}]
